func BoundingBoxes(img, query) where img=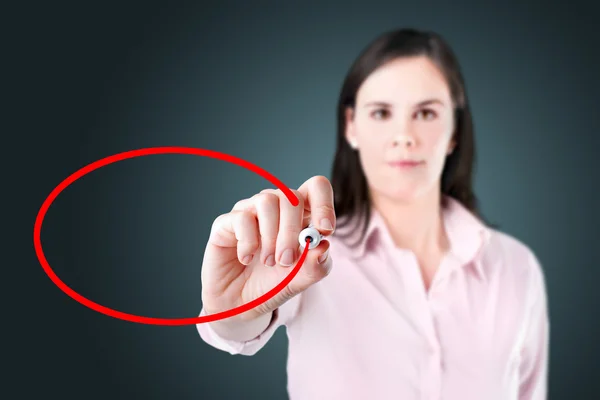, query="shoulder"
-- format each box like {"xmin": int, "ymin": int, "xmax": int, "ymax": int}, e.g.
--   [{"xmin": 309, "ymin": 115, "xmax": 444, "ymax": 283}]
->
[
  {"xmin": 481, "ymin": 228, "xmax": 547, "ymax": 295},
  {"xmin": 485, "ymin": 229, "xmax": 537, "ymax": 264}
]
